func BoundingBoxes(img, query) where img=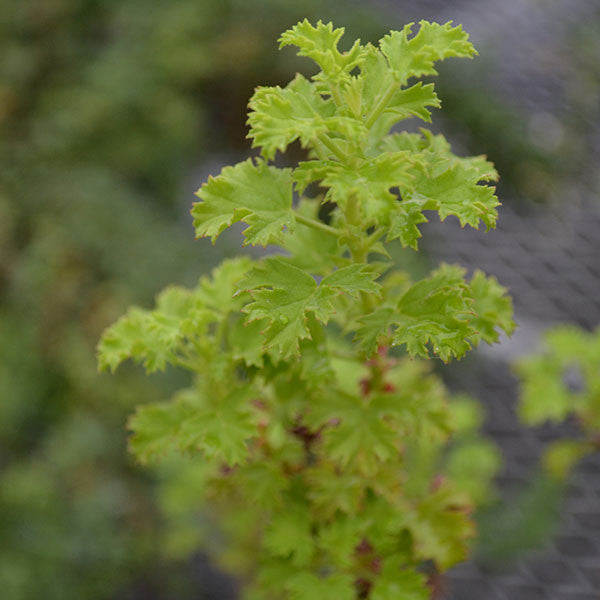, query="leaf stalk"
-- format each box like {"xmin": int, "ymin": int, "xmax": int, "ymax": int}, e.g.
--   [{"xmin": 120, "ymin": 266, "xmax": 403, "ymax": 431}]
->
[{"xmin": 295, "ymin": 212, "xmax": 341, "ymax": 237}]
